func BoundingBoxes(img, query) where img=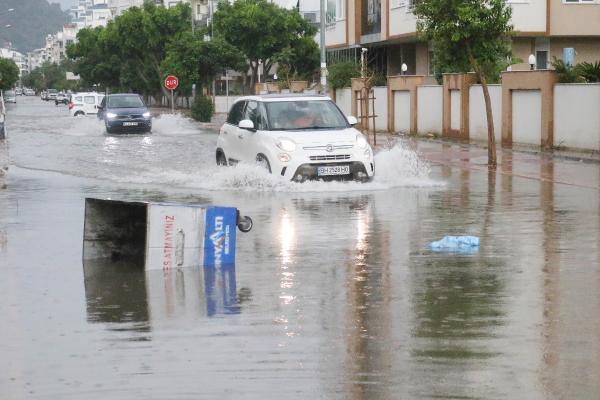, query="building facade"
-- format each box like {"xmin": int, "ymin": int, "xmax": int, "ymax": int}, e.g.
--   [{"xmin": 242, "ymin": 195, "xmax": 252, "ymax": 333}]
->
[
  {"xmin": 315, "ymin": 0, "xmax": 600, "ymax": 80},
  {"xmin": 0, "ymin": 47, "xmax": 28, "ymax": 79}
]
